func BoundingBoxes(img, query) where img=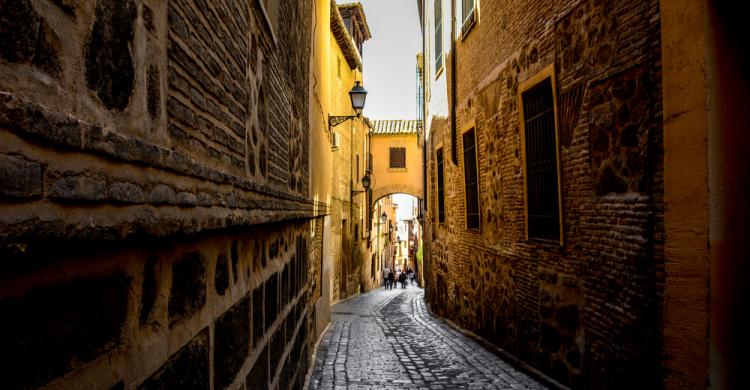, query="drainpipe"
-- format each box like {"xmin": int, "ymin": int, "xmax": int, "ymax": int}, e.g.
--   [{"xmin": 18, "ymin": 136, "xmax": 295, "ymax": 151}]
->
[{"xmin": 450, "ymin": 0, "xmax": 458, "ymax": 164}]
